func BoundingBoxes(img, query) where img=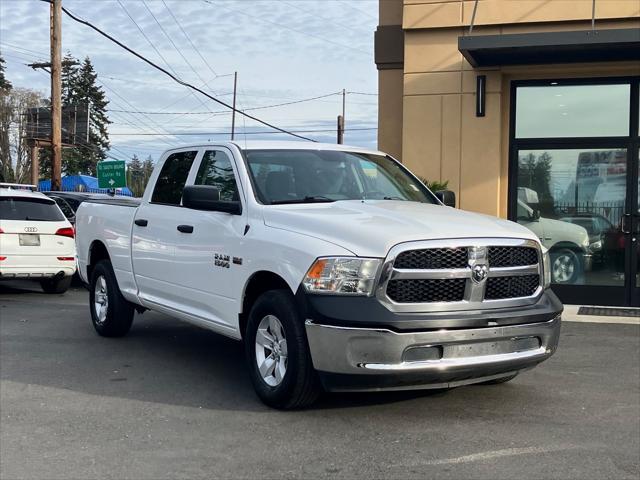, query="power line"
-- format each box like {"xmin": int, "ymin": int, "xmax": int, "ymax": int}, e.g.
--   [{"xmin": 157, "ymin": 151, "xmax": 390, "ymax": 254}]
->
[
  {"xmin": 160, "ymin": 0, "xmax": 219, "ymax": 79},
  {"xmin": 141, "ymin": 0, "xmax": 213, "ymax": 92},
  {"xmin": 109, "ymin": 127, "xmax": 377, "ymax": 136},
  {"xmin": 115, "ymin": 0, "xmax": 213, "ymax": 114},
  {"xmin": 49, "ymin": 1, "xmax": 316, "ymax": 142},
  {"xmin": 106, "ymin": 91, "xmax": 342, "ymax": 115}
]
